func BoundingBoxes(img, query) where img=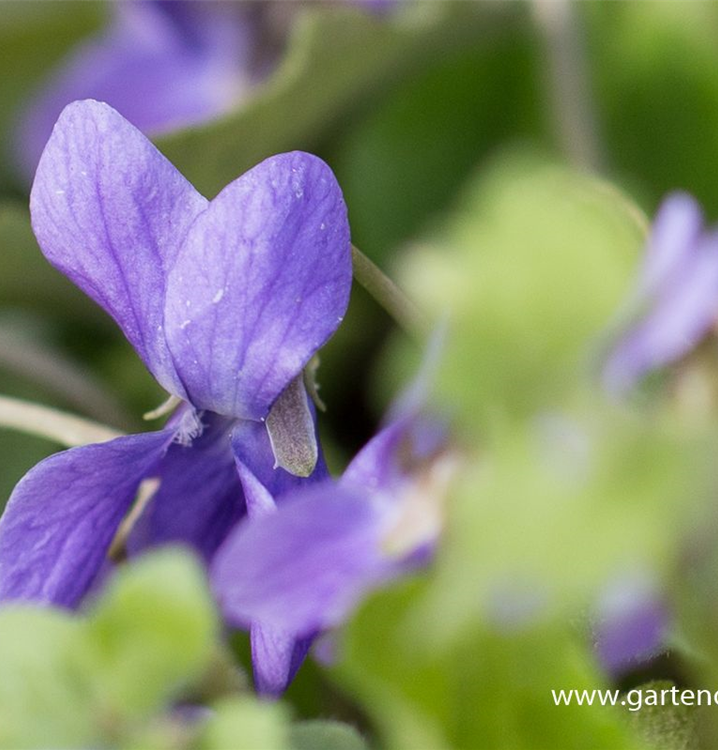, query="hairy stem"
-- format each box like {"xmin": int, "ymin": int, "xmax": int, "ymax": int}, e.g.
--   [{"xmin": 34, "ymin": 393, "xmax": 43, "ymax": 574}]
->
[{"xmin": 0, "ymin": 394, "xmax": 122, "ymax": 447}]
